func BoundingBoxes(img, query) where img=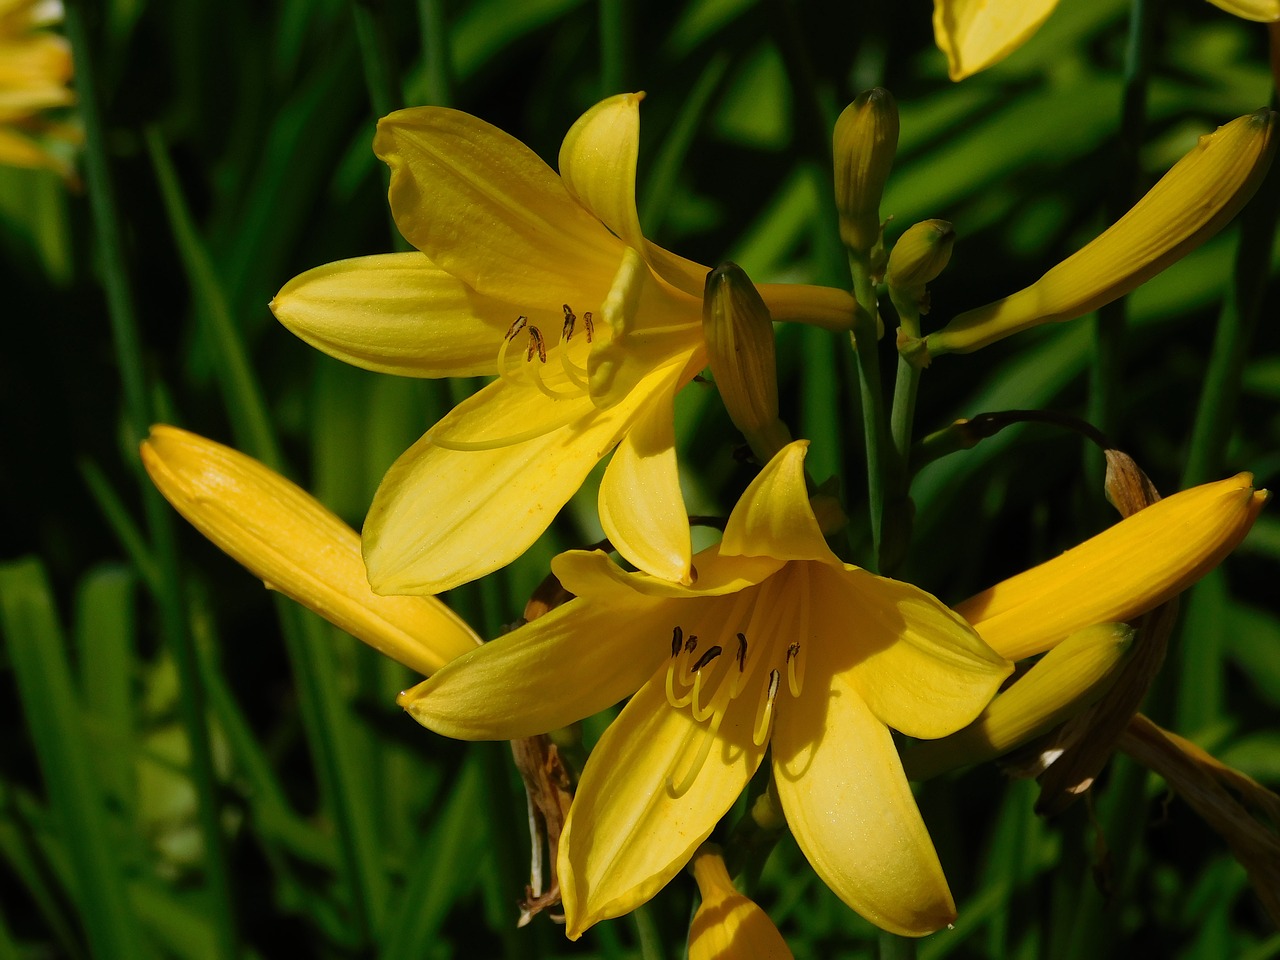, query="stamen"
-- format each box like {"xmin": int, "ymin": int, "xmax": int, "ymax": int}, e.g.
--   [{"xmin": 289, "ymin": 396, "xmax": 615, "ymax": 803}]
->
[
  {"xmin": 668, "ymin": 705, "xmax": 727, "ymax": 798},
  {"xmin": 666, "ymin": 656, "xmax": 693, "ymax": 709},
  {"xmin": 525, "ymin": 327, "xmax": 547, "ymax": 363},
  {"xmin": 692, "ymin": 645, "xmax": 722, "ymax": 672},
  {"xmin": 735, "ymin": 633, "xmax": 748, "ymax": 671},
  {"xmin": 505, "ymin": 315, "xmax": 529, "ymax": 340},
  {"xmin": 786, "ymin": 642, "xmax": 803, "ymax": 698},
  {"xmin": 495, "ymin": 315, "xmax": 529, "ymax": 385},
  {"xmin": 582, "ymin": 312, "xmax": 595, "ymax": 343},
  {"xmin": 790, "ymin": 565, "xmax": 810, "ymax": 698},
  {"xmin": 685, "ymin": 635, "xmax": 698, "ymax": 653},
  {"xmin": 561, "ymin": 304, "xmax": 576, "ymax": 340},
  {"xmin": 670, "ymin": 626, "xmax": 683, "ymax": 658},
  {"xmin": 753, "ymin": 669, "xmax": 781, "ymax": 746}
]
